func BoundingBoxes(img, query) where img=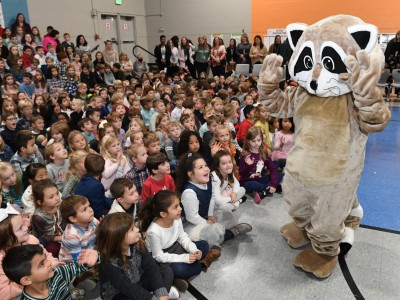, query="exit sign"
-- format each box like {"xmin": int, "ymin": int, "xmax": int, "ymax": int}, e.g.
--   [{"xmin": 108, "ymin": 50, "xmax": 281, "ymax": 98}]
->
[{"xmin": 116, "ymin": 0, "xmax": 122, "ymax": 5}]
